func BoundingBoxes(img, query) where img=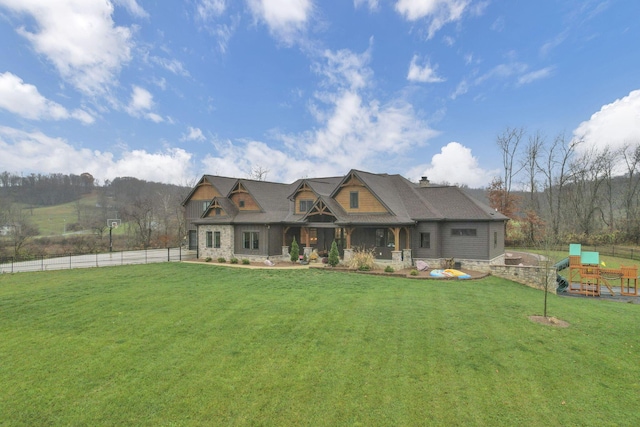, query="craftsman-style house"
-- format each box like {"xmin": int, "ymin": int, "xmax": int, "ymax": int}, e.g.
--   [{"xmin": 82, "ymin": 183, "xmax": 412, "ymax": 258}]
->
[{"xmin": 182, "ymin": 170, "xmax": 508, "ymax": 269}]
